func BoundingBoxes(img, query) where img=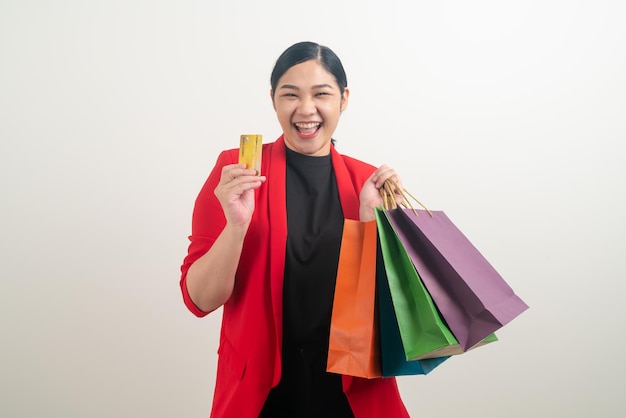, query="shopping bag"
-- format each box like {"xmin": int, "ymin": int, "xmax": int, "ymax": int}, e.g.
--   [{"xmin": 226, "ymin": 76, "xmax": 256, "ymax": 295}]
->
[
  {"xmin": 375, "ymin": 208, "xmax": 463, "ymax": 360},
  {"xmin": 385, "ymin": 208, "xmax": 529, "ymax": 351},
  {"xmin": 327, "ymin": 219, "xmax": 381, "ymax": 378},
  {"xmin": 375, "ymin": 238, "xmax": 451, "ymax": 376}
]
